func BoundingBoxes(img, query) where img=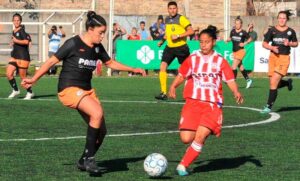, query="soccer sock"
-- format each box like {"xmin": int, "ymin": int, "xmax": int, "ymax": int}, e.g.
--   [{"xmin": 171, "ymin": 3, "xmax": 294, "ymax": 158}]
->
[
  {"xmin": 180, "ymin": 141, "xmax": 203, "ymax": 168},
  {"xmin": 233, "ymin": 69, "xmax": 238, "ymax": 79},
  {"xmin": 9, "ymin": 78, "xmax": 18, "ymax": 91},
  {"xmin": 83, "ymin": 125, "xmax": 100, "ymax": 159},
  {"xmin": 267, "ymin": 89, "xmax": 278, "ymax": 109},
  {"xmin": 95, "ymin": 132, "xmax": 106, "ymax": 152},
  {"xmin": 277, "ymin": 80, "xmax": 288, "ymax": 89},
  {"xmin": 26, "ymin": 87, "xmax": 33, "ymax": 93},
  {"xmin": 159, "ymin": 71, "xmax": 167, "ymax": 94},
  {"xmin": 241, "ymin": 70, "xmax": 249, "ymax": 80}
]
